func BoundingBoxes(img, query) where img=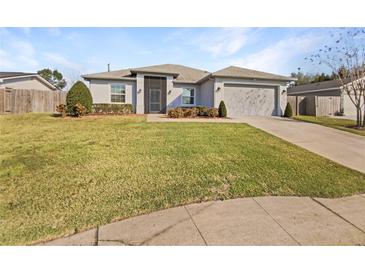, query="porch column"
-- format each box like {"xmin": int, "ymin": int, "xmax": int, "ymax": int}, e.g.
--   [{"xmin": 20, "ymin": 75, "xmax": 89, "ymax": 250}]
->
[{"xmin": 136, "ymin": 74, "xmax": 144, "ymax": 114}]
